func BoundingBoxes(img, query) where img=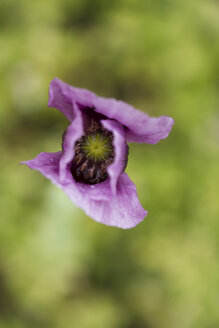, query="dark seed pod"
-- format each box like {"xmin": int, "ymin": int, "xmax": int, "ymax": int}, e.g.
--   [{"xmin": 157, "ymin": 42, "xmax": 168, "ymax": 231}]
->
[{"xmin": 70, "ymin": 118, "xmax": 115, "ymax": 184}]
